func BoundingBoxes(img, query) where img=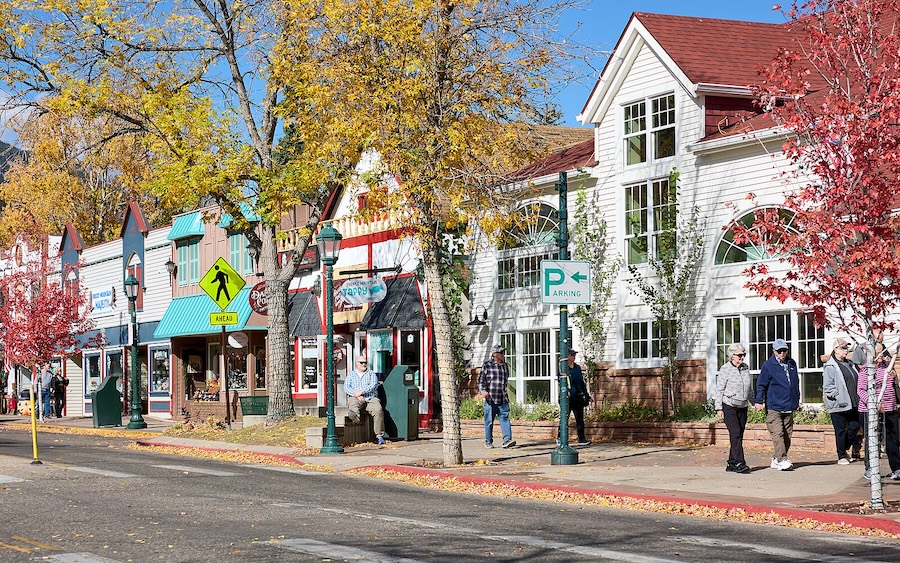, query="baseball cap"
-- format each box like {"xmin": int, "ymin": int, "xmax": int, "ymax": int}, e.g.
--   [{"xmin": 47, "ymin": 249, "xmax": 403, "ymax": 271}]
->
[
  {"xmin": 491, "ymin": 344, "xmax": 505, "ymax": 354},
  {"xmin": 832, "ymin": 337, "xmax": 849, "ymax": 351},
  {"xmin": 772, "ymin": 338, "xmax": 788, "ymax": 351},
  {"xmin": 568, "ymin": 349, "xmax": 577, "ymax": 356}
]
